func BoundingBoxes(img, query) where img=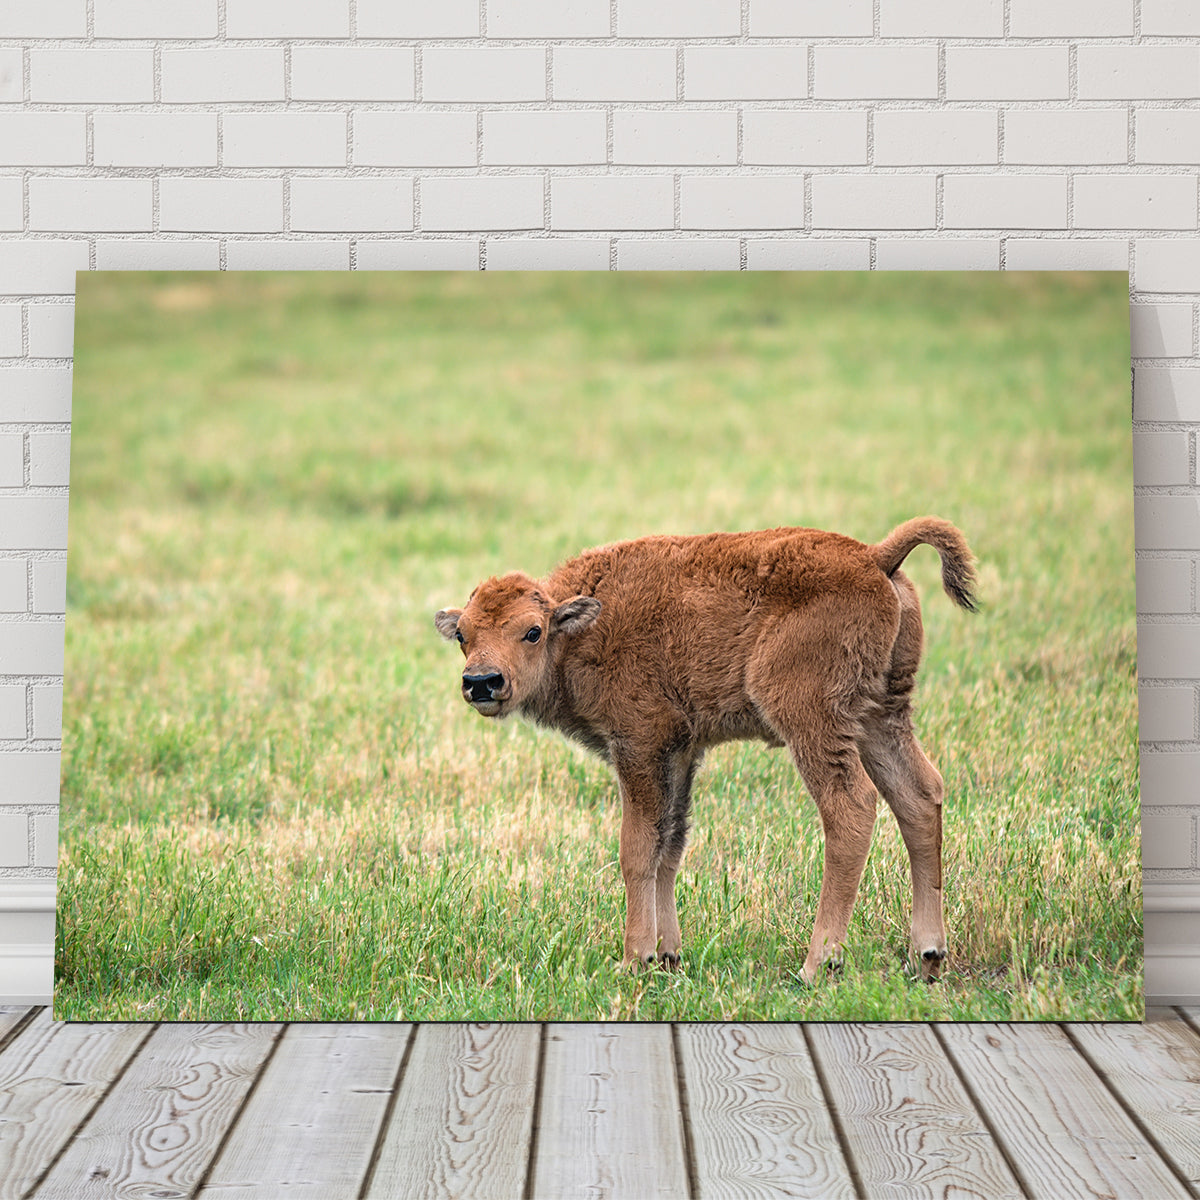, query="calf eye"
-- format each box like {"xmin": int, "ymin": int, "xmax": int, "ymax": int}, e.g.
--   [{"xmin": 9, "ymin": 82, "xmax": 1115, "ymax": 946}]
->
[
  {"xmin": 523, "ymin": 626, "xmax": 541, "ymax": 644},
  {"xmin": 455, "ymin": 631, "xmax": 465, "ymax": 645}
]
